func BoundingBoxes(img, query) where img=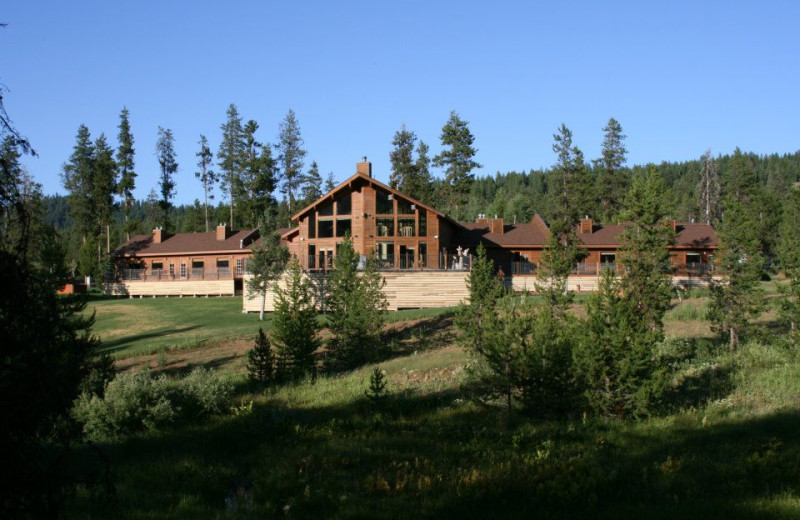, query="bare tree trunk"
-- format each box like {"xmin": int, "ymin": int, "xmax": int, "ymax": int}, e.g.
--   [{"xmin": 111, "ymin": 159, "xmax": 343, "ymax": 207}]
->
[
  {"xmin": 204, "ymin": 185, "xmax": 209, "ymax": 232},
  {"xmin": 260, "ymin": 293, "xmax": 266, "ymax": 322},
  {"xmin": 729, "ymin": 327, "xmax": 737, "ymax": 352}
]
